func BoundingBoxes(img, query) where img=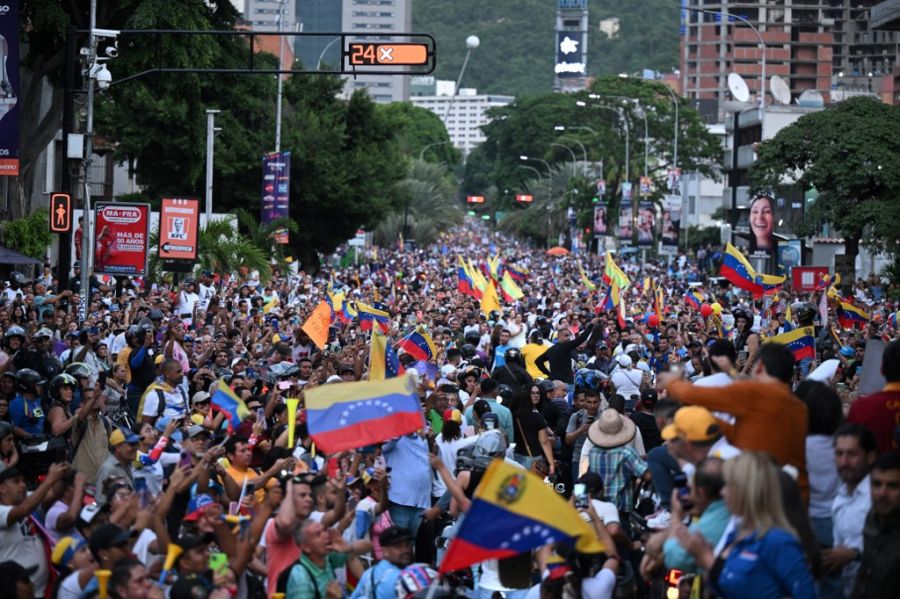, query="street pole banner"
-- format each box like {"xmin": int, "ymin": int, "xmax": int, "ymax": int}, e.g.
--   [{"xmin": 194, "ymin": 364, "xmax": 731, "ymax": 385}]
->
[
  {"xmin": 617, "ymin": 204, "xmax": 633, "ymax": 245},
  {"xmin": 0, "ymin": 0, "xmax": 19, "ymax": 176},
  {"xmin": 637, "ymin": 201, "xmax": 655, "ymax": 246},
  {"xmin": 261, "ymin": 151, "xmax": 291, "ymax": 244},
  {"xmin": 93, "ymin": 203, "xmax": 151, "ymax": 276},
  {"xmin": 660, "ymin": 194, "xmax": 681, "ymax": 254},
  {"xmin": 159, "ymin": 198, "xmax": 200, "ymax": 261},
  {"xmin": 593, "ymin": 205, "xmax": 608, "ymax": 236},
  {"xmin": 639, "ymin": 176, "xmax": 653, "ymax": 197}
]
